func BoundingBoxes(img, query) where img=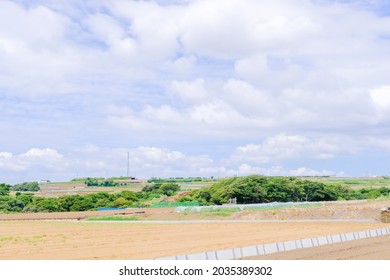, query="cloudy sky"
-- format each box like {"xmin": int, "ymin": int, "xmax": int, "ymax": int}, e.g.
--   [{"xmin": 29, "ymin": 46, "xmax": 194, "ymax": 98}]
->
[{"xmin": 1, "ymin": 0, "xmax": 390, "ymax": 184}]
